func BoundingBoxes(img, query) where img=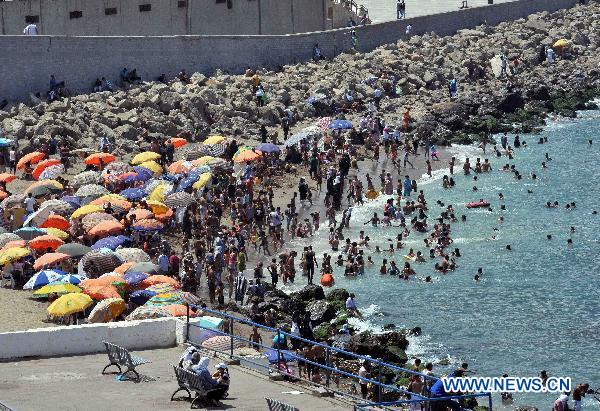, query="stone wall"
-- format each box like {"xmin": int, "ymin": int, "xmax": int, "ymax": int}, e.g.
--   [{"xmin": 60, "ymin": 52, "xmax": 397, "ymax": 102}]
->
[{"xmin": 0, "ymin": 0, "xmax": 579, "ymax": 102}]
